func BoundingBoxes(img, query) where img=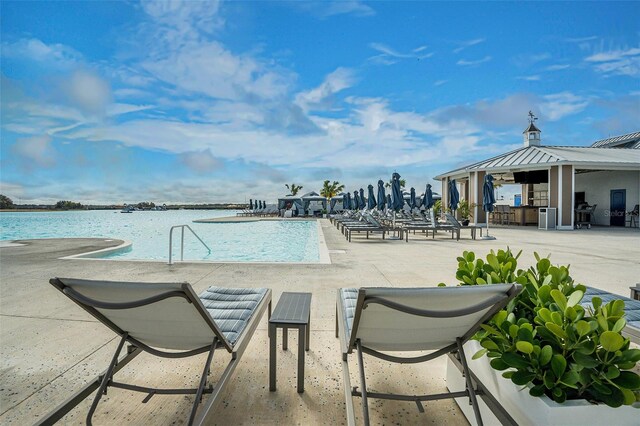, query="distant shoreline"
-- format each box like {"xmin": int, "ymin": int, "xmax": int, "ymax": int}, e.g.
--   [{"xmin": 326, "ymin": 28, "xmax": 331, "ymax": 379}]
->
[{"xmin": 0, "ymin": 205, "xmax": 245, "ymax": 212}]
